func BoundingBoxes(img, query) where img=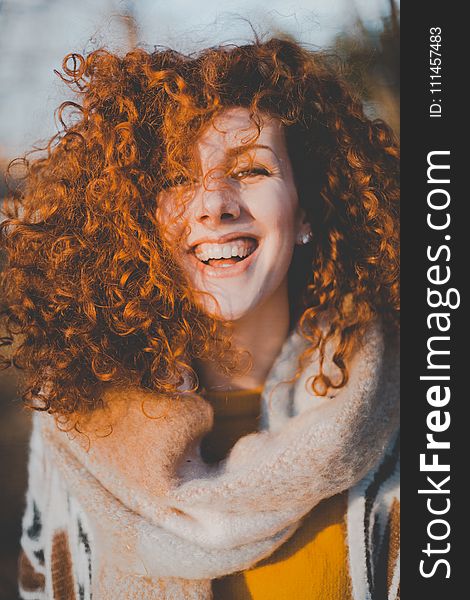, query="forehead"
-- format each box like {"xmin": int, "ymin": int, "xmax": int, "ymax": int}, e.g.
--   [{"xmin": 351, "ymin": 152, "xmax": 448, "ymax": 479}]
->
[{"xmin": 196, "ymin": 107, "xmax": 285, "ymax": 160}]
